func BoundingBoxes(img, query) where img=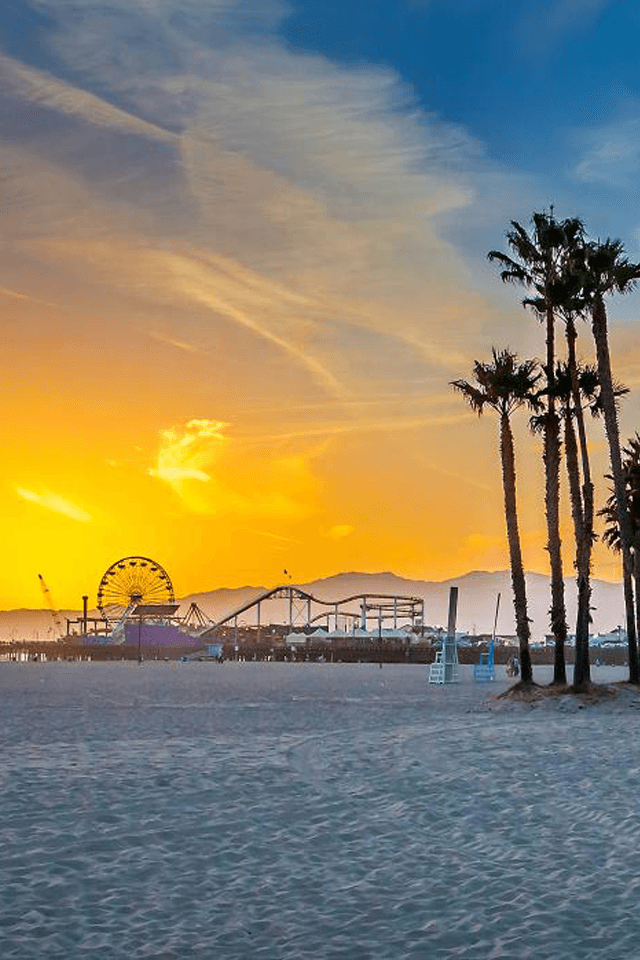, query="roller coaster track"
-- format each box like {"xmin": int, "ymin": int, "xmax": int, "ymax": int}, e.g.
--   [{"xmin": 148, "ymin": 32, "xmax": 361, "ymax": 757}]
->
[{"xmin": 199, "ymin": 585, "xmax": 423, "ymax": 640}]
